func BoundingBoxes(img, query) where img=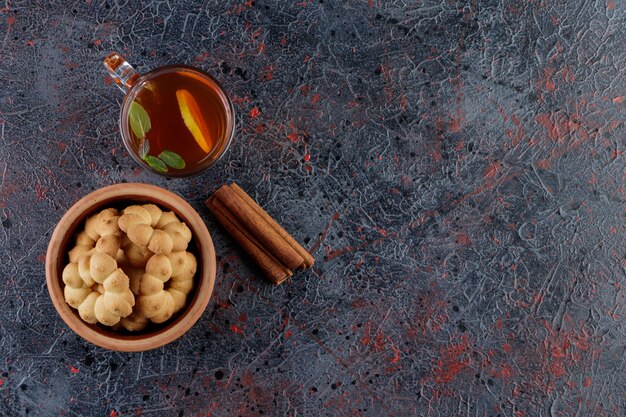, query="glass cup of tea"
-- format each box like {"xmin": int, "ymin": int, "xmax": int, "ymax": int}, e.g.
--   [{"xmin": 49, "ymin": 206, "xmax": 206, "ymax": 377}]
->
[{"xmin": 103, "ymin": 52, "xmax": 235, "ymax": 177}]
